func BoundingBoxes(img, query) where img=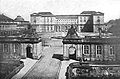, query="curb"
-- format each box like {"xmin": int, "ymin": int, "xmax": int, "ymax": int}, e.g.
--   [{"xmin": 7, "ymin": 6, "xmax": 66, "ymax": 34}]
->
[
  {"xmin": 21, "ymin": 55, "xmax": 44, "ymax": 79},
  {"xmin": 56, "ymin": 60, "xmax": 62, "ymax": 79}
]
